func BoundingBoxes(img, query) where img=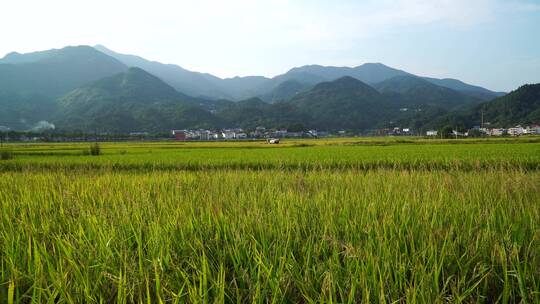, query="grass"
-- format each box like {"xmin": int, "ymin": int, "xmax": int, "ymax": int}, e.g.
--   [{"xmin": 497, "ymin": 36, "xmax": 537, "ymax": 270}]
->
[{"xmin": 0, "ymin": 137, "xmax": 539, "ymax": 302}]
